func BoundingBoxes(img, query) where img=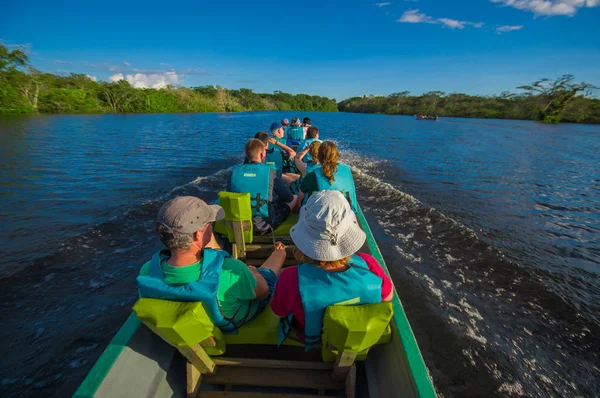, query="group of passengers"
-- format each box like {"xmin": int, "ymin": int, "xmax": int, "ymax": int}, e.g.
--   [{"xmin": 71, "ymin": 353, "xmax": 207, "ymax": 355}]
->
[{"xmin": 137, "ymin": 118, "xmax": 393, "ymax": 345}]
